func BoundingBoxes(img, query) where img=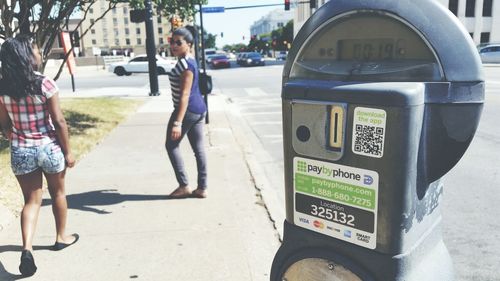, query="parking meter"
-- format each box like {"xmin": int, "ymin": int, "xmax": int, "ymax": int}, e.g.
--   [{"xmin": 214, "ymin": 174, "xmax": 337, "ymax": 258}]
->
[{"xmin": 270, "ymin": 0, "xmax": 484, "ymax": 280}]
